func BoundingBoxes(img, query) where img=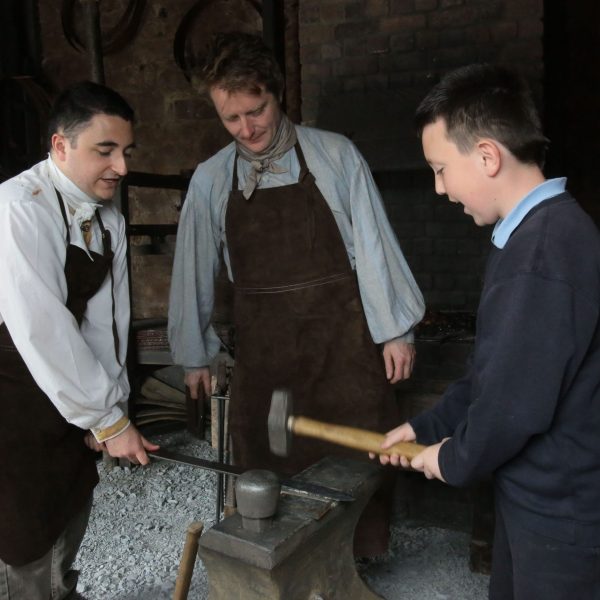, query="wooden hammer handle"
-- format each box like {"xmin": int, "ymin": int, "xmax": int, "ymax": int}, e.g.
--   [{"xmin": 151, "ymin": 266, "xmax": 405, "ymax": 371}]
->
[
  {"xmin": 291, "ymin": 416, "xmax": 426, "ymax": 459},
  {"xmin": 173, "ymin": 521, "xmax": 204, "ymax": 600}
]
